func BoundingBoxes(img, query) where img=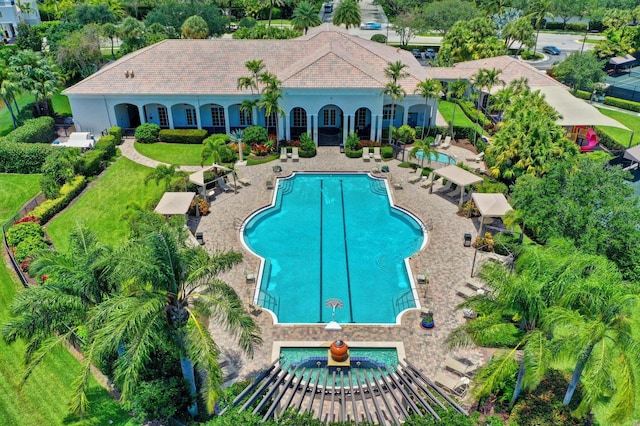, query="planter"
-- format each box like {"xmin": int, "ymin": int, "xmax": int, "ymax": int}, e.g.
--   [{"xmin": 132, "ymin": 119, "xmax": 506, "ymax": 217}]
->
[{"xmin": 421, "ymin": 317, "xmax": 435, "ymax": 329}]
